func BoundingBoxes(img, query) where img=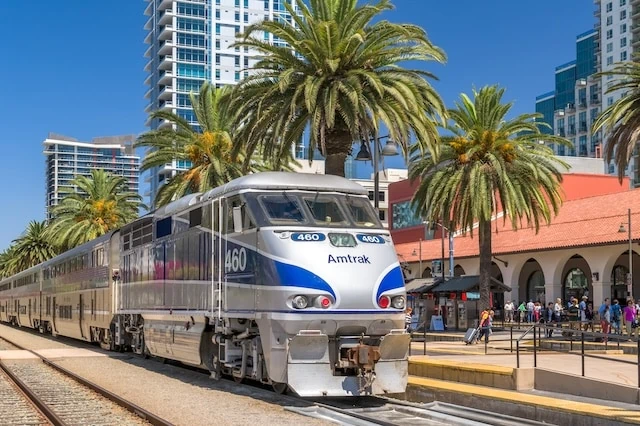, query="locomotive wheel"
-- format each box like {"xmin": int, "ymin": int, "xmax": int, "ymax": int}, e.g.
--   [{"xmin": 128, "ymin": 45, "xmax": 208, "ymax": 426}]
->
[{"xmin": 272, "ymin": 382, "xmax": 288, "ymax": 394}]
